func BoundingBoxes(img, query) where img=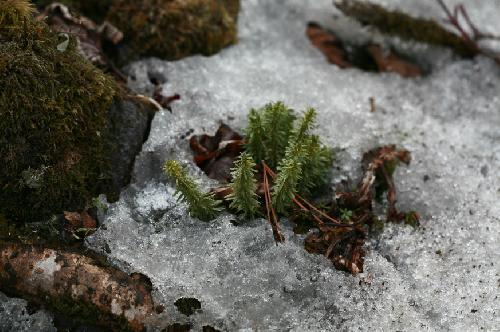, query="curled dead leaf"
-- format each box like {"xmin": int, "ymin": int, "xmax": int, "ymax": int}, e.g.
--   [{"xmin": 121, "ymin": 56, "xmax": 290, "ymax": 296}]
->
[
  {"xmin": 189, "ymin": 124, "xmax": 243, "ymax": 182},
  {"xmin": 367, "ymin": 44, "xmax": 422, "ymax": 78},
  {"xmin": 306, "ymin": 22, "xmax": 352, "ymax": 68},
  {"xmin": 306, "ymin": 22, "xmax": 423, "ymax": 78}
]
